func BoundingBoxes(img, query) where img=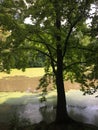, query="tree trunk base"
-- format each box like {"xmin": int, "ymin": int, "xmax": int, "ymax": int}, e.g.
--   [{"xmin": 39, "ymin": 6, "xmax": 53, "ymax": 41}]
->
[
  {"xmin": 47, "ymin": 119, "xmax": 98, "ymax": 130},
  {"xmin": 55, "ymin": 115, "xmax": 77, "ymax": 125}
]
